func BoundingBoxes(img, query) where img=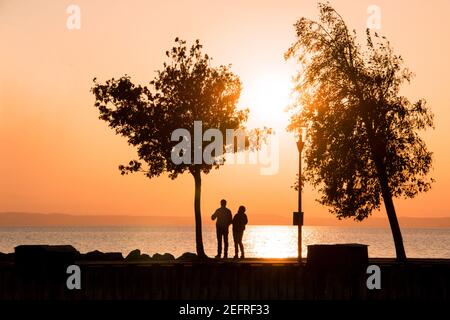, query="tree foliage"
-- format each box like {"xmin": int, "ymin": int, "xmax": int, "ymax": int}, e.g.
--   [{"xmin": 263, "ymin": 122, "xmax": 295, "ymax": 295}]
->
[
  {"xmin": 92, "ymin": 38, "xmax": 249, "ymax": 180},
  {"xmin": 286, "ymin": 3, "xmax": 434, "ymax": 221}
]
